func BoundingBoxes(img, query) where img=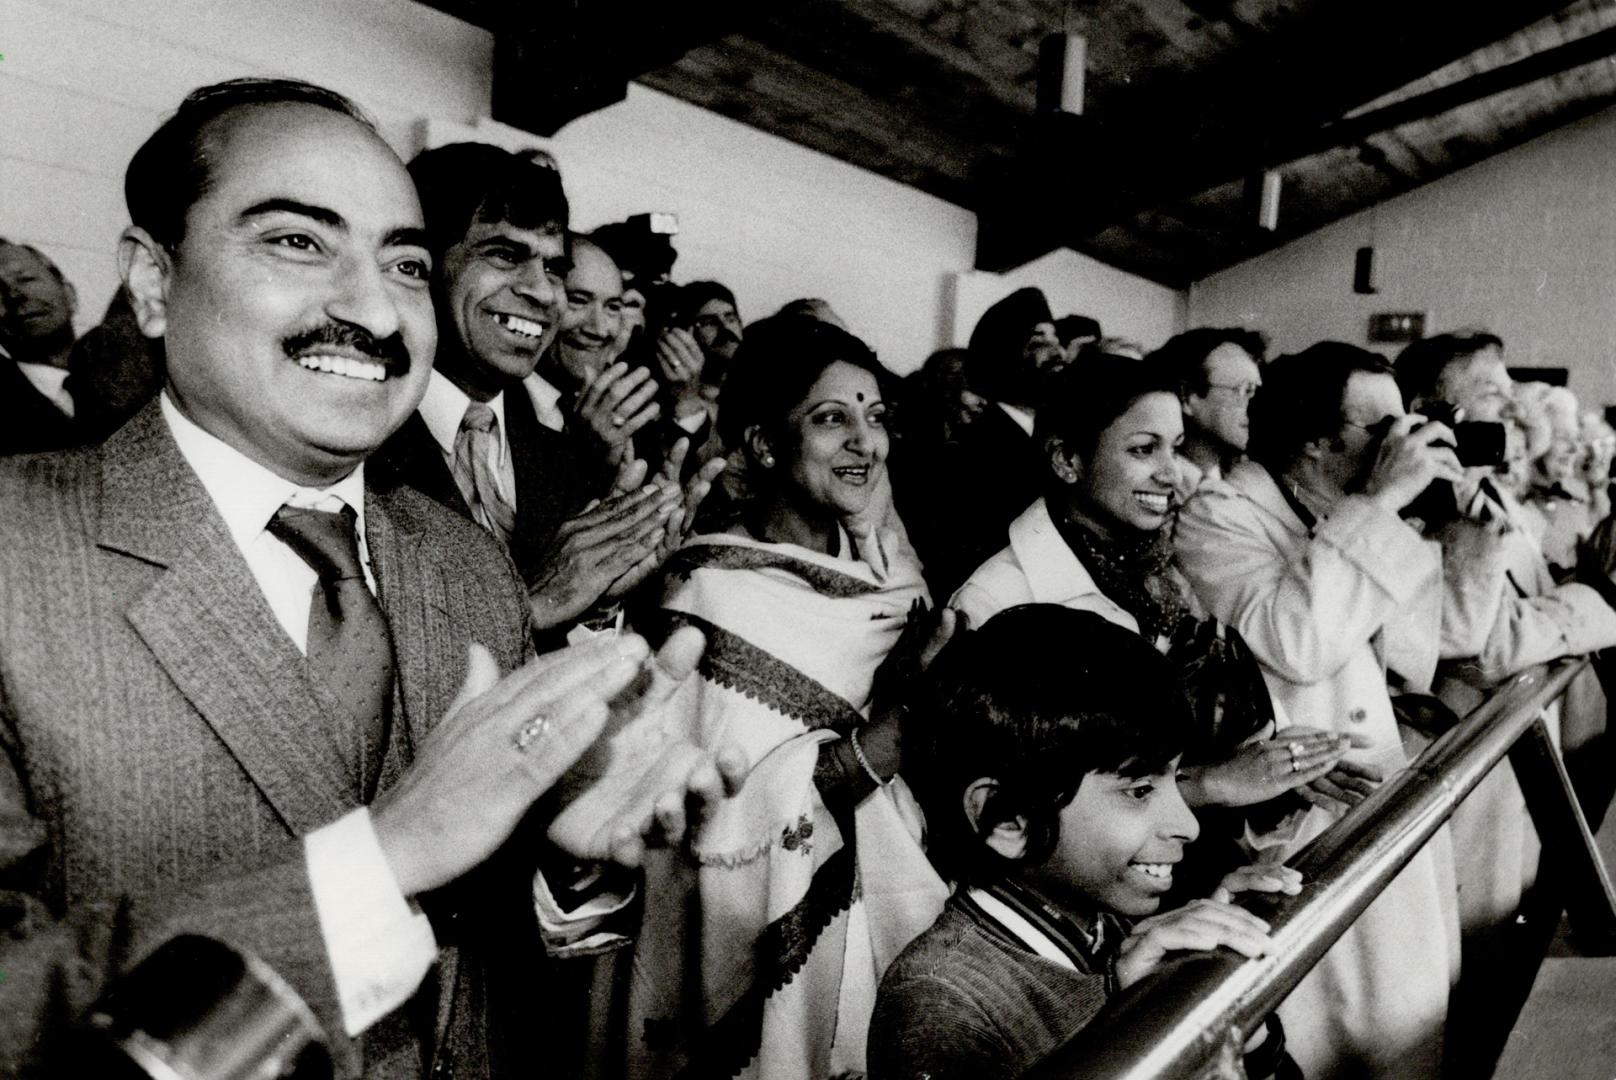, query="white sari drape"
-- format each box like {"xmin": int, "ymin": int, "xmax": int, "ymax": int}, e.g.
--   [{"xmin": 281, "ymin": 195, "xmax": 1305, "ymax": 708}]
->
[{"xmin": 627, "ymin": 531, "xmax": 947, "ymax": 1080}]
